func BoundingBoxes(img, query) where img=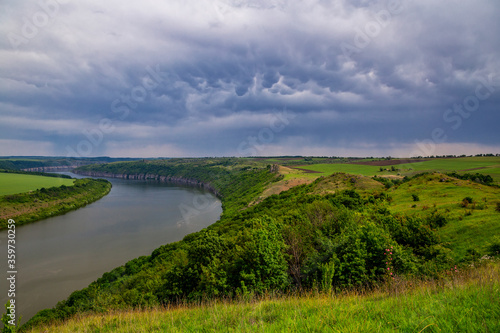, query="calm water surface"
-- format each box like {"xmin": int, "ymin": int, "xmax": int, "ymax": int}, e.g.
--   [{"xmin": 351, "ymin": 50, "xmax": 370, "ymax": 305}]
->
[{"xmin": 0, "ymin": 172, "xmax": 222, "ymax": 323}]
